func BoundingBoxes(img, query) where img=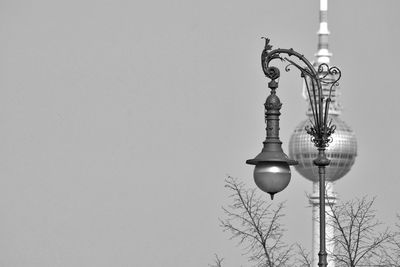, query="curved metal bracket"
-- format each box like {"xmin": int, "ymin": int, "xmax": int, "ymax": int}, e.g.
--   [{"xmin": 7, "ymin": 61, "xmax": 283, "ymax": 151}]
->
[{"xmin": 261, "ymin": 38, "xmax": 341, "ymax": 148}]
